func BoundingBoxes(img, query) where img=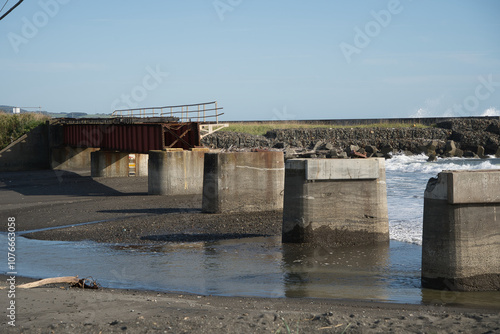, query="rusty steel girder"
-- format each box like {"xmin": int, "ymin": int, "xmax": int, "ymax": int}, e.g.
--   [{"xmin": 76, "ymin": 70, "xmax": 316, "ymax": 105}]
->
[{"xmin": 63, "ymin": 122, "xmax": 200, "ymax": 153}]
